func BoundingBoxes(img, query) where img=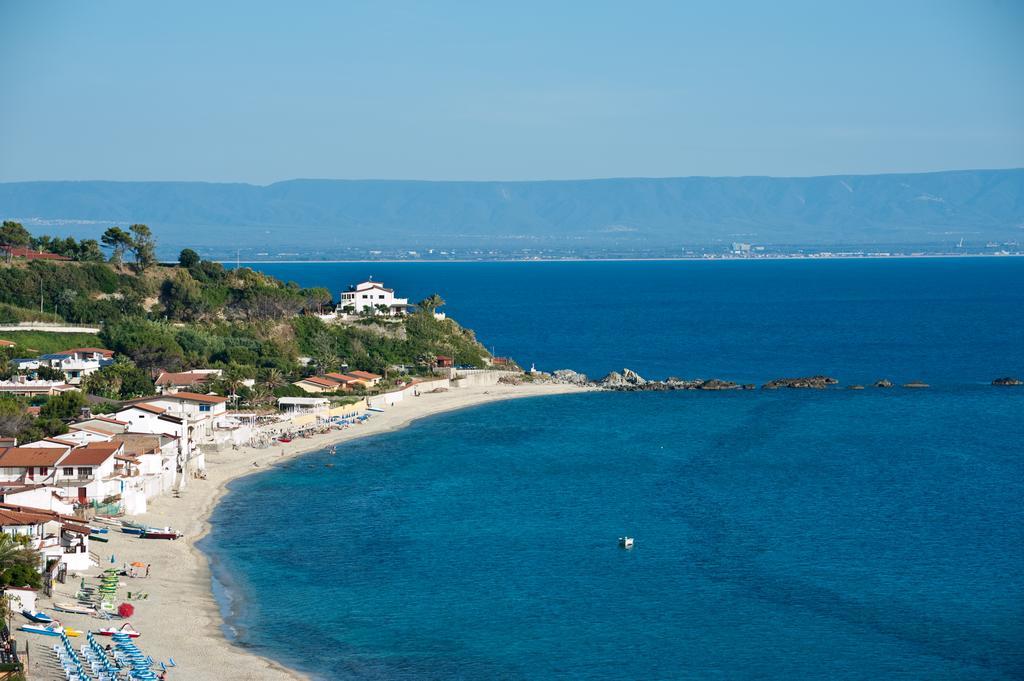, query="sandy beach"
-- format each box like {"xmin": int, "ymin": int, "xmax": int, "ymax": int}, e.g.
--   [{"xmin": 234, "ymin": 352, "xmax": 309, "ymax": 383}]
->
[{"xmin": 23, "ymin": 381, "xmax": 588, "ymax": 681}]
